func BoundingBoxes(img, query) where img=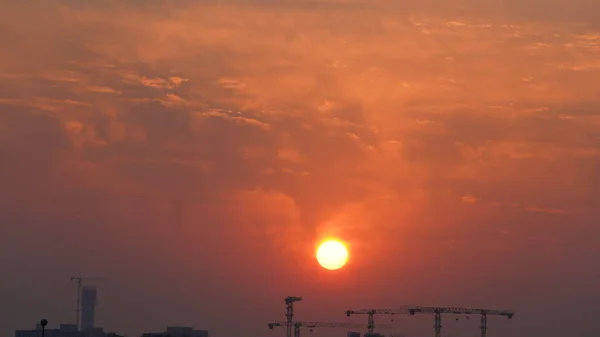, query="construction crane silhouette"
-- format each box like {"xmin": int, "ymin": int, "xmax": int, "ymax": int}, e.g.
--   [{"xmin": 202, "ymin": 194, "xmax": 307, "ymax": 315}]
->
[
  {"xmin": 345, "ymin": 308, "xmax": 412, "ymax": 334},
  {"xmin": 345, "ymin": 306, "xmax": 514, "ymax": 337},
  {"xmin": 285, "ymin": 297, "xmax": 303, "ymax": 337},
  {"xmin": 268, "ymin": 321, "xmax": 392, "ymax": 337},
  {"xmin": 70, "ymin": 274, "xmax": 105, "ymax": 330},
  {"xmin": 406, "ymin": 306, "xmax": 514, "ymax": 337}
]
